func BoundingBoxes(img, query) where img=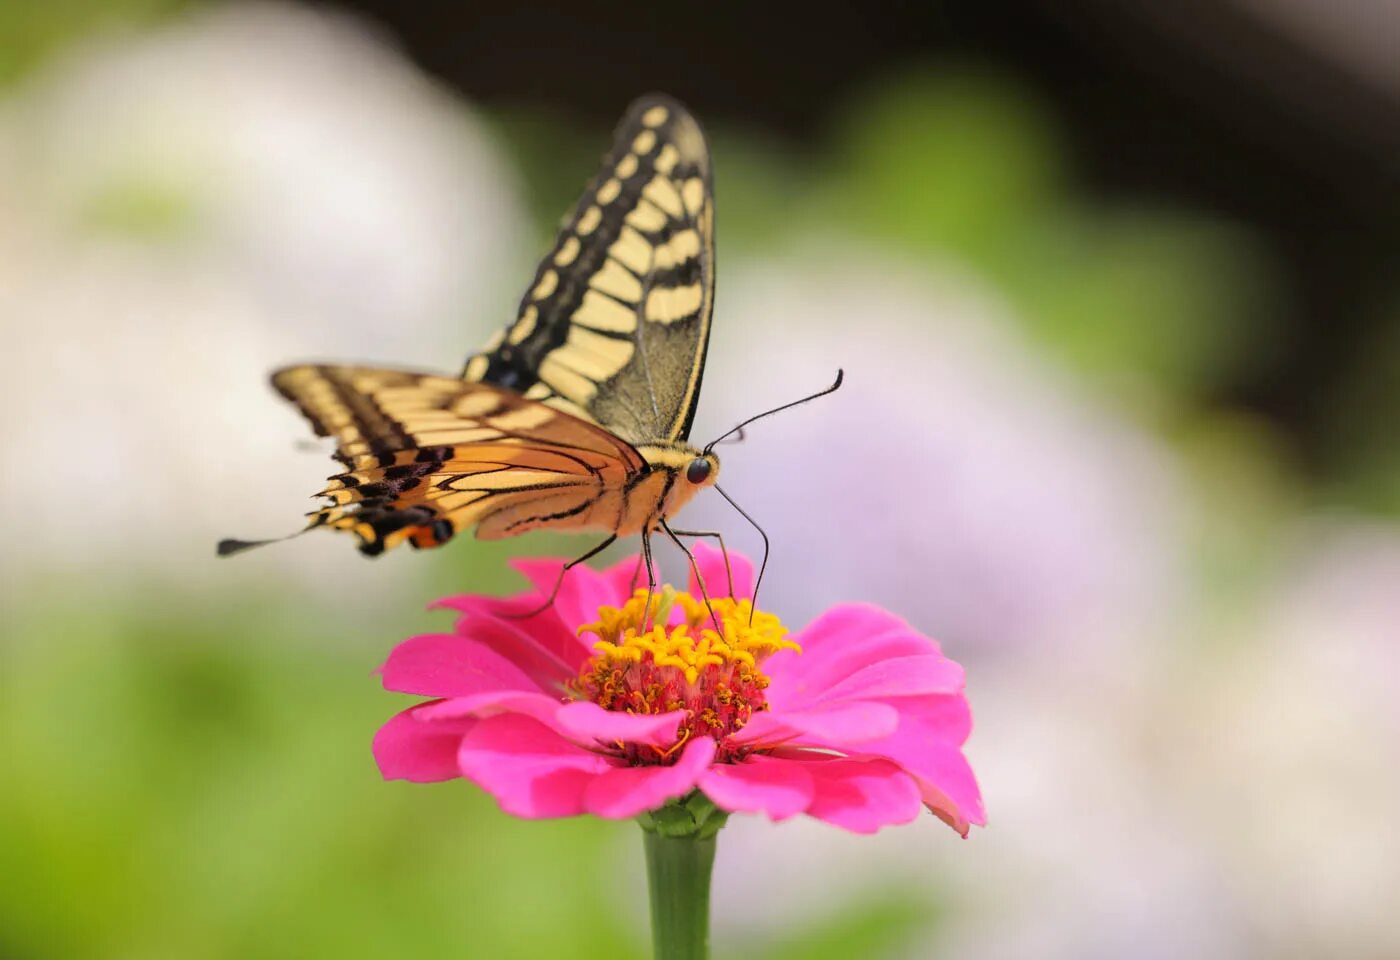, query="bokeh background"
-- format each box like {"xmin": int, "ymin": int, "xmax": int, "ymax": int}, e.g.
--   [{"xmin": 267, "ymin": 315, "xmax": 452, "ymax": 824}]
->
[{"xmin": 2, "ymin": 2, "xmax": 1398, "ymax": 957}]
